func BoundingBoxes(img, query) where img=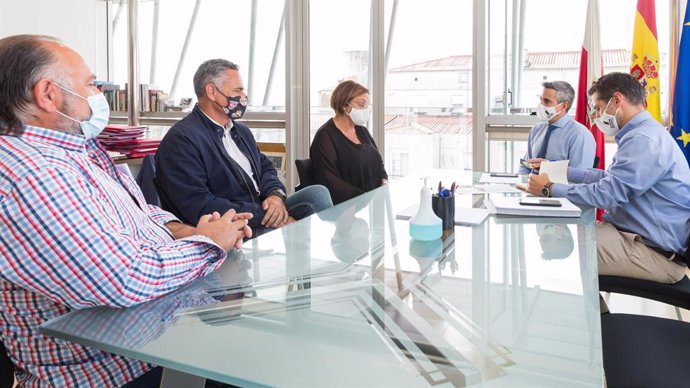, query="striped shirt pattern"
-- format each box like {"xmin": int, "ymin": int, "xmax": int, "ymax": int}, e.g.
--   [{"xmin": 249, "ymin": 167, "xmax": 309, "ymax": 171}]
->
[{"xmin": 0, "ymin": 126, "xmax": 227, "ymax": 387}]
